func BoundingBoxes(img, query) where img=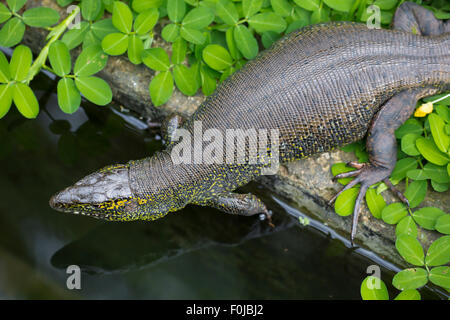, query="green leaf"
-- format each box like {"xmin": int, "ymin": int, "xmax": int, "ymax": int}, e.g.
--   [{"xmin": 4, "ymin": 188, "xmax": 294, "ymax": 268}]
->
[
  {"xmin": 334, "ymin": 187, "xmax": 359, "ymax": 217},
  {"xmin": 390, "ymin": 157, "xmax": 417, "ymax": 182},
  {"xmin": 182, "ymin": 7, "xmax": 214, "ymax": 29},
  {"xmin": 82, "ymin": 29, "xmax": 101, "ymax": 49},
  {"xmin": 10, "ymin": 45, "xmax": 32, "ymax": 82},
  {"xmin": 428, "ymin": 266, "xmax": 450, "ymax": 289},
  {"xmin": 286, "ymin": 19, "xmax": 309, "ymax": 34},
  {"xmin": 365, "ymin": 188, "xmax": 385, "ymax": 219},
  {"xmin": 425, "ymin": 235, "xmax": 450, "ymax": 266},
  {"xmin": 75, "ymin": 76, "xmax": 112, "ymax": 106},
  {"xmin": 180, "ymin": 26, "xmax": 206, "ymax": 44},
  {"xmin": 167, "ymin": 0, "xmax": 186, "ymax": 23},
  {"xmin": 293, "ymin": 0, "xmax": 320, "ymax": 11},
  {"xmin": 360, "ymin": 276, "xmax": 389, "ymax": 300},
  {"xmin": 12, "ymin": 83, "xmax": 39, "ymax": 119},
  {"xmin": 373, "ymin": 0, "xmax": 398, "ymax": 10},
  {"xmin": 91, "ymin": 19, "xmax": 118, "ymax": 39},
  {"xmin": 394, "ymin": 289, "xmax": 421, "ymax": 300},
  {"xmin": 149, "ymin": 70, "xmax": 173, "ymax": 106},
  {"xmin": 171, "ymin": 37, "xmax": 187, "ymax": 65},
  {"xmin": 0, "ymin": 17, "xmax": 25, "ymax": 48},
  {"xmin": 134, "ymin": 8, "xmax": 159, "ymax": 35},
  {"xmin": 173, "ymin": 64, "xmax": 198, "ymax": 96},
  {"xmin": 261, "ymin": 31, "xmax": 281, "ymax": 49},
  {"xmin": 0, "ymin": 85, "xmax": 13, "ymax": 119},
  {"xmin": 435, "ymin": 214, "xmax": 450, "ymax": 234},
  {"xmin": 396, "ymin": 235, "xmax": 425, "ymax": 267},
  {"xmin": 416, "ymin": 137, "xmax": 449, "ymax": 166},
  {"xmin": 435, "ymin": 105, "xmax": 449, "ymax": 122},
  {"xmin": 226, "ymin": 28, "xmax": 240, "ymax": 60},
  {"xmin": 101, "ymin": 32, "xmax": 129, "ymax": 55},
  {"xmin": 404, "ymin": 180, "xmax": 427, "ymax": 208},
  {"xmin": 57, "ymin": 78, "xmax": 81, "ymax": 114},
  {"xmin": 233, "ymin": 25, "xmax": 258, "ymax": 60},
  {"xmin": 248, "ymin": 12, "xmax": 287, "ymax": 34},
  {"xmin": 6, "ymin": 0, "xmax": 26, "ymax": 13},
  {"xmin": 0, "ymin": 51, "xmax": 11, "ymax": 83},
  {"xmin": 216, "ymin": 0, "xmax": 239, "ymax": 26},
  {"xmin": 311, "ymin": 5, "xmax": 330, "ymax": 24},
  {"xmin": 243, "ymin": 0, "xmax": 263, "ymax": 18},
  {"xmin": 22, "ymin": 7, "xmax": 60, "ymax": 27},
  {"xmin": 401, "ymin": 133, "xmax": 421, "ymax": 156},
  {"xmin": 396, "ymin": 216, "xmax": 418, "ymax": 238},
  {"xmin": 428, "ymin": 113, "xmax": 450, "ymax": 153},
  {"xmin": 406, "ymin": 169, "xmax": 429, "ymax": 180},
  {"xmin": 112, "ymin": 1, "xmax": 133, "ymax": 34},
  {"xmin": 132, "ymin": 0, "xmax": 163, "ymax": 13},
  {"xmin": 161, "ymin": 24, "xmax": 179, "ymax": 42},
  {"xmin": 395, "ymin": 119, "xmax": 423, "ymax": 139},
  {"xmin": 412, "ymin": 207, "xmax": 446, "ymax": 230},
  {"xmin": 200, "ymin": 65, "xmax": 217, "ymax": 96},
  {"xmin": 142, "ymin": 48, "xmax": 170, "ymax": 71},
  {"xmin": 392, "ymin": 268, "xmax": 428, "ymax": 290},
  {"xmin": 202, "ymin": 44, "xmax": 233, "ymax": 71},
  {"xmin": 0, "ymin": 3, "xmax": 12, "ymax": 24},
  {"xmin": 62, "ymin": 21, "xmax": 90, "ymax": 50},
  {"xmin": 323, "ymin": 0, "xmax": 354, "ymax": 12},
  {"xmin": 381, "ymin": 202, "xmax": 407, "ymax": 225},
  {"xmin": 74, "ymin": 45, "xmax": 108, "ymax": 77},
  {"xmin": 271, "ymin": 0, "xmax": 292, "ymax": 17},
  {"xmin": 431, "ymin": 180, "xmax": 449, "ymax": 192},
  {"xmin": 127, "ymin": 35, "xmax": 144, "ymax": 65},
  {"xmin": 48, "ymin": 41, "xmax": 71, "ymax": 77},
  {"xmin": 81, "ymin": 0, "xmax": 102, "ymax": 21}
]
